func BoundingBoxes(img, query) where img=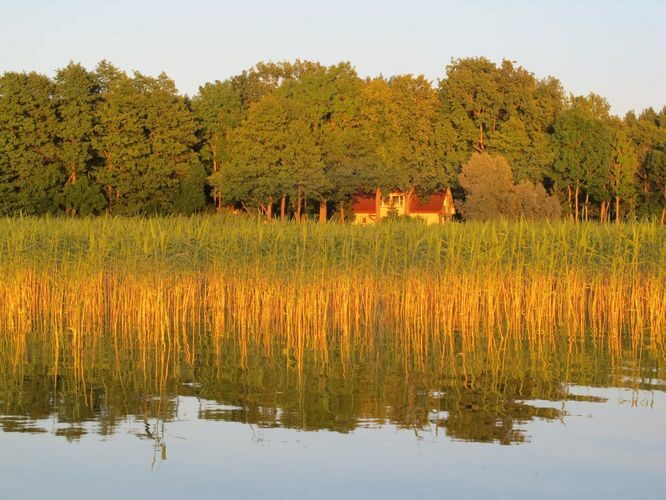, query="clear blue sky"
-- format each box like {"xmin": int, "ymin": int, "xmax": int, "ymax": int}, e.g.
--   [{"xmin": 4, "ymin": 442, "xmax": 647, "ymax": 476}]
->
[{"xmin": 1, "ymin": 0, "xmax": 664, "ymax": 116}]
